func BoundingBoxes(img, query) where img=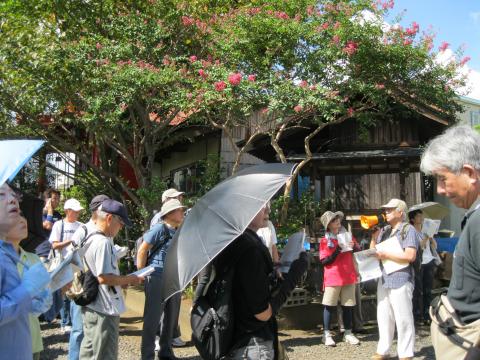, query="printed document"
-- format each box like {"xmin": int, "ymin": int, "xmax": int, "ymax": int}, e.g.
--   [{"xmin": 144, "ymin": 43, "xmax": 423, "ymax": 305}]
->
[
  {"xmin": 375, "ymin": 236, "xmax": 409, "ymax": 274},
  {"xmin": 354, "ymin": 249, "xmax": 382, "ymax": 282},
  {"xmin": 280, "ymin": 230, "xmax": 305, "ymax": 273}
]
